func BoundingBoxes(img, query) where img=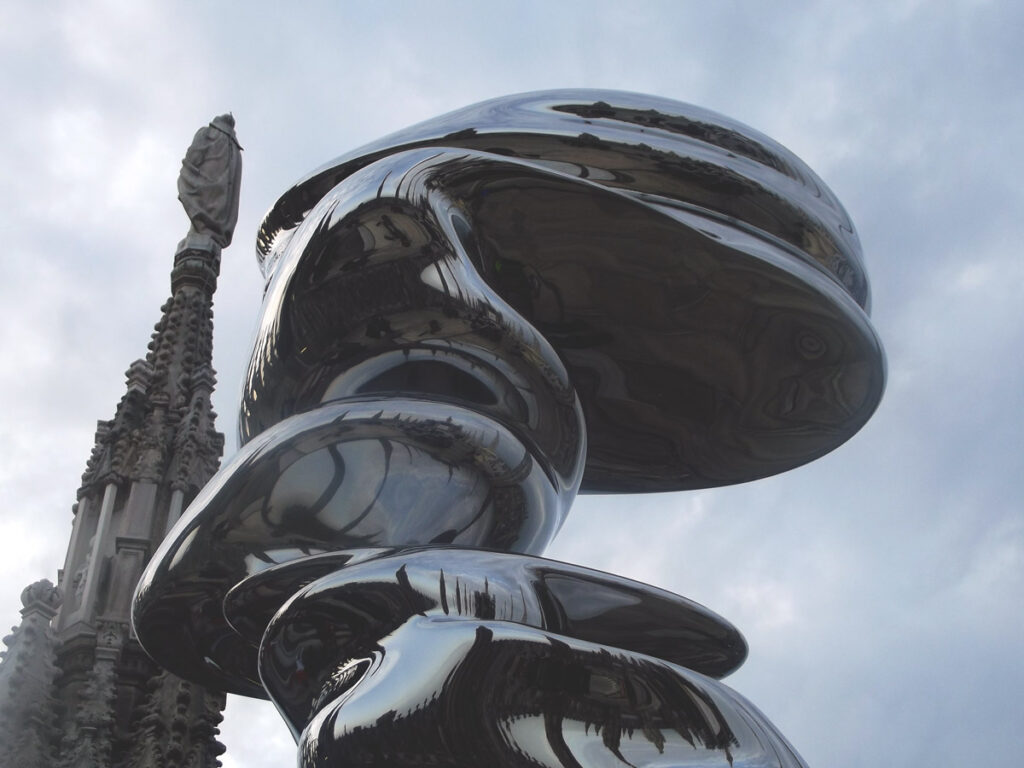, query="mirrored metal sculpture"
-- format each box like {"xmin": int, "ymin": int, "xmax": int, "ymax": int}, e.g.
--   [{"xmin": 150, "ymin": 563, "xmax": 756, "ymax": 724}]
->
[{"xmin": 134, "ymin": 90, "xmax": 885, "ymax": 767}]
